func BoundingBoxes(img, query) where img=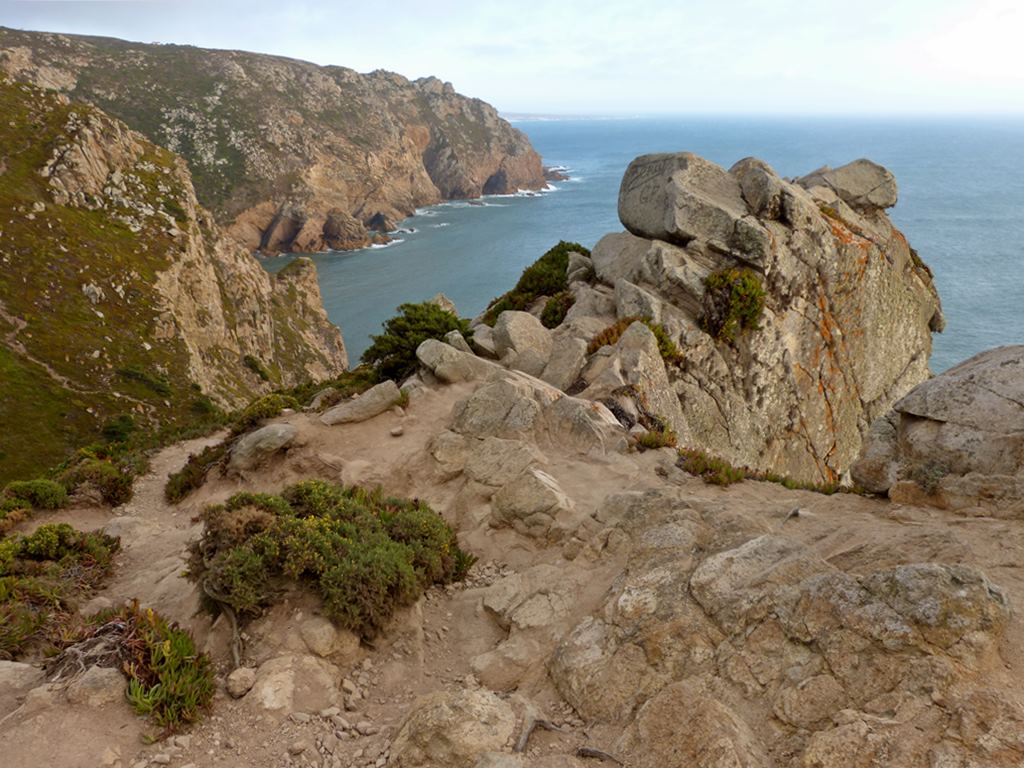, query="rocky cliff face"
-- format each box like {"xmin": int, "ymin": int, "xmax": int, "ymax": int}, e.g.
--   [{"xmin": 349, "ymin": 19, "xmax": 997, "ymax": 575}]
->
[
  {"xmin": 0, "ymin": 77, "xmax": 345, "ymax": 481},
  {"xmin": 473, "ymin": 153, "xmax": 942, "ymax": 484},
  {"xmin": 0, "ymin": 28, "xmax": 548, "ymax": 254}
]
